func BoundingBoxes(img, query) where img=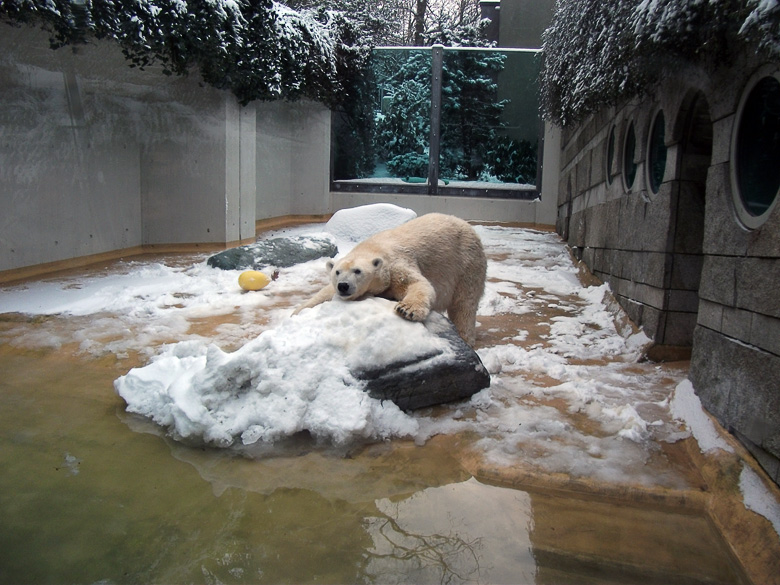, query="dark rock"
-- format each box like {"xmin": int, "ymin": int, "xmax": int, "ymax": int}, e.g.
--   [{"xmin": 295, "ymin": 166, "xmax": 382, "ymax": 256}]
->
[
  {"xmin": 207, "ymin": 235, "xmax": 338, "ymax": 270},
  {"xmin": 353, "ymin": 313, "xmax": 490, "ymax": 411}
]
